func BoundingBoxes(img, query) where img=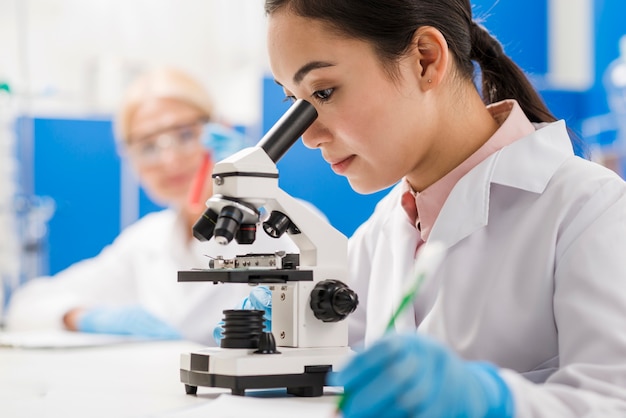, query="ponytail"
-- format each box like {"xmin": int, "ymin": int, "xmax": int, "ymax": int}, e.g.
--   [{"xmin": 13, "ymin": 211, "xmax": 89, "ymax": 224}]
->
[{"xmin": 469, "ymin": 22, "xmax": 556, "ymax": 124}]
